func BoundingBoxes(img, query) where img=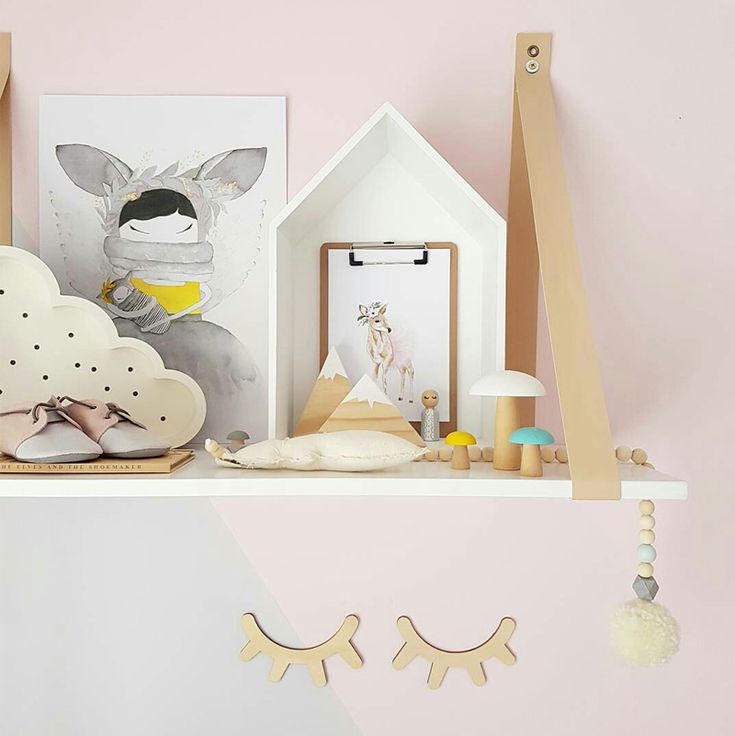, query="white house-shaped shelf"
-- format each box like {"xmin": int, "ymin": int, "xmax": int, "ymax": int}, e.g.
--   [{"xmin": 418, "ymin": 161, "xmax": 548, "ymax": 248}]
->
[{"xmin": 269, "ymin": 103, "xmax": 507, "ymax": 439}]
